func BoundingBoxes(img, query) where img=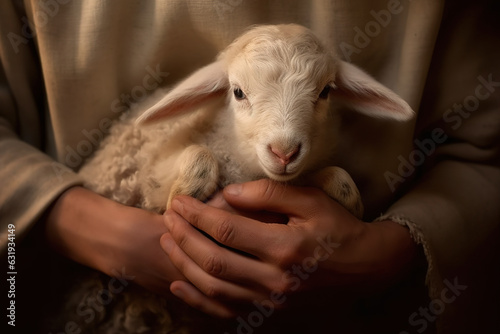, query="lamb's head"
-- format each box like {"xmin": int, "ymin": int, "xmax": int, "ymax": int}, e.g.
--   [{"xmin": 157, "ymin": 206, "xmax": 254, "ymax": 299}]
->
[
  {"xmin": 220, "ymin": 25, "xmax": 341, "ymax": 181},
  {"xmin": 138, "ymin": 24, "xmax": 413, "ymax": 181}
]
